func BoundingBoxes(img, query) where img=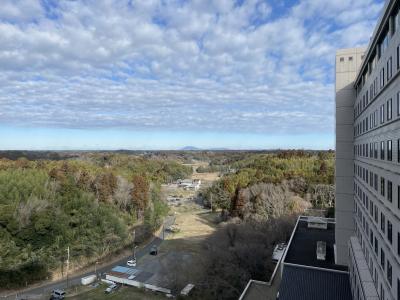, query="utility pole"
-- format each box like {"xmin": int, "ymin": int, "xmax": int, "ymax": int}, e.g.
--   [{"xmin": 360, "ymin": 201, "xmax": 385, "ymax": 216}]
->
[
  {"xmin": 132, "ymin": 229, "xmax": 136, "ymax": 258},
  {"xmin": 94, "ymin": 261, "xmax": 98, "ymax": 279},
  {"xmin": 66, "ymin": 246, "xmax": 70, "ymax": 289}
]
